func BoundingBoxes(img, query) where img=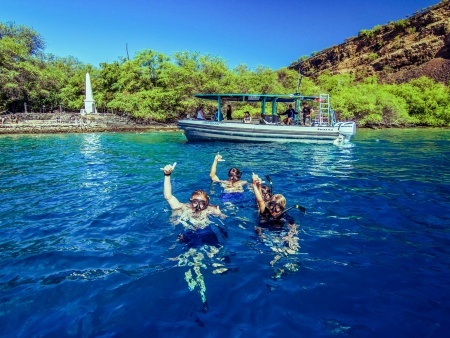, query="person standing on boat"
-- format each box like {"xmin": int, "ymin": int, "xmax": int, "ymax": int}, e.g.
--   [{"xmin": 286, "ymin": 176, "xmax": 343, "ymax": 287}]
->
[
  {"xmin": 279, "ymin": 104, "xmax": 297, "ymax": 125},
  {"xmin": 210, "ymin": 153, "xmax": 247, "ymax": 192},
  {"xmin": 196, "ymin": 106, "xmax": 205, "ymax": 120},
  {"xmin": 302, "ymin": 102, "xmax": 312, "ymax": 126},
  {"xmin": 226, "ymin": 105, "xmax": 232, "ymax": 120}
]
